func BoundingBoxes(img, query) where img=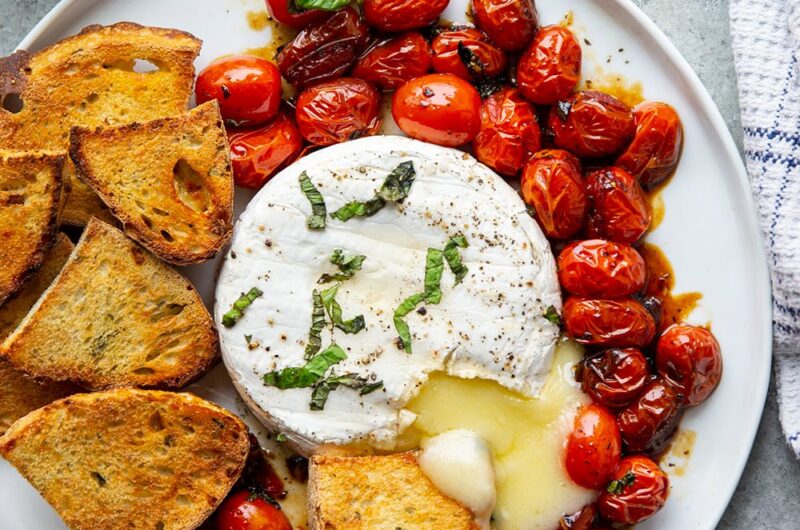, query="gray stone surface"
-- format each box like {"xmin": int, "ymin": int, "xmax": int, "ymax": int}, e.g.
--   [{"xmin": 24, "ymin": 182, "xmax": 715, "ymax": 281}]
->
[{"xmin": 0, "ymin": 0, "xmax": 795, "ymax": 527}]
